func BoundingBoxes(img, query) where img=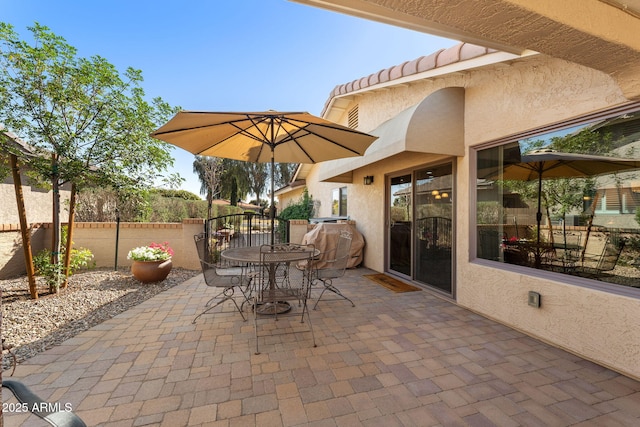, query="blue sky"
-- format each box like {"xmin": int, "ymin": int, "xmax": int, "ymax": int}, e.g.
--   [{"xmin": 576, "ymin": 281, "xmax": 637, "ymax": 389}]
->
[{"xmin": 2, "ymin": 0, "xmax": 458, "ymax": 198}]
